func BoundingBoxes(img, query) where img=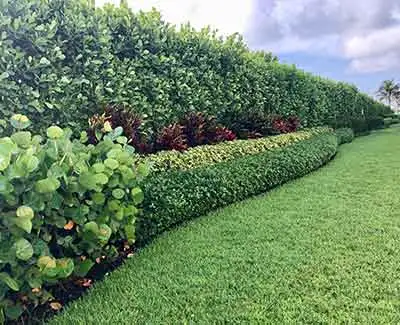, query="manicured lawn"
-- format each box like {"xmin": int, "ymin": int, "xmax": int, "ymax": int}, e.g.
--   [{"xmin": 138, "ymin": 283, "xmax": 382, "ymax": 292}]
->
[{"xmin": 52, "ymin": 128, "xmax": 400, "ymax": 324}]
